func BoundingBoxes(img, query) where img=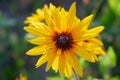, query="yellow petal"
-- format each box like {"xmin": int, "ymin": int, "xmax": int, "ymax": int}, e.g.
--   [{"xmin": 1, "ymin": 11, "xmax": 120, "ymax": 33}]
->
[
  {"xmin": 32, "ymin": 22, "xmax": 54, "ymax": 34},
  {"xmin": 24, "ymin": 27, "xmax": 49, "ymax": 37},
  {"xmin": 59, "ymin": 53, "xmax": 66, "ymax": 77},
  {"xmin": 35, "ymin": 47, "xmax": 56, "ymax": 69},
  {"xmin": 79, "ymin": 26, "xmax": 104, "ymax": 41},
  {"xmin": 35, "ymin": 54, "xmax": 48, "ymax": 68},
  {"xmin": 67, "ymin": 2, "xmax": 76, "ymax": 27},
  {"xmin": 52, "ymin": 55, "xmax": 59, "ymax": 73},
  {"xmin": 64, "ymin": 62, "xmax": 72, "ymax": 78},
  {"xmin": 60, "ymin": 8, "xmax": 67, "ymax": 31},
  {"xmin": 65, "ymin": 51, "xmax": 83, "ymax": 77},
  {"xmin": 24, "ymin": 14, "xmax": 35, "ymax": 24},
  {"xmin": 26, "ymin": 46, "xmax": 46, "ymax": 56},
  {"xmin": 68, "ymin": 16, "xmax": 80, "ymax": 32},
  {"xmin": 73, "ymin": 45, "xmax": 95, "ymax": 62},
  {"xmin": 46, "ymin": 49, "xmax": 57, "ymax": 71},
  {"xmin": 52, "ymin": 8, "xmax": 61, "ymax": 30},
  {"xmin": 88, "ymin": 26, "xmax": 104, "ymax": 34},
  {"xmin": 96, "ymin": 47, "xmax": 106, "ymax": 55},
  {"xmin": 49, "ymin": 3, "xmax": 55, "ymax": 12},
  {"xmin": 36, "ymin": 9, "xmax": 44, "ymax": 16},
  {"xmin": 80, "ymin": 33, "xmax": 98, "ymax": 41},
  {"xmin": 88, "ymin": 38, "xmax": 103, "ymax": 46},
  {"xmin": 27, "ymin": 37, "xmax": 53, "ymax": 45},
  {"xmin": 92, "ymin": 54, "xmax": 98, "ymax": 61},
  {"xmin": 56, "ymin": 49, "xmax": 62, "ymax": 55},
  {"xmin": 80, "ymin": 15, "xmax": 93, "ymax": 30},
  {"xmin": 44, "ymin": 5, "xmax": 55, "ymax": 29}
]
